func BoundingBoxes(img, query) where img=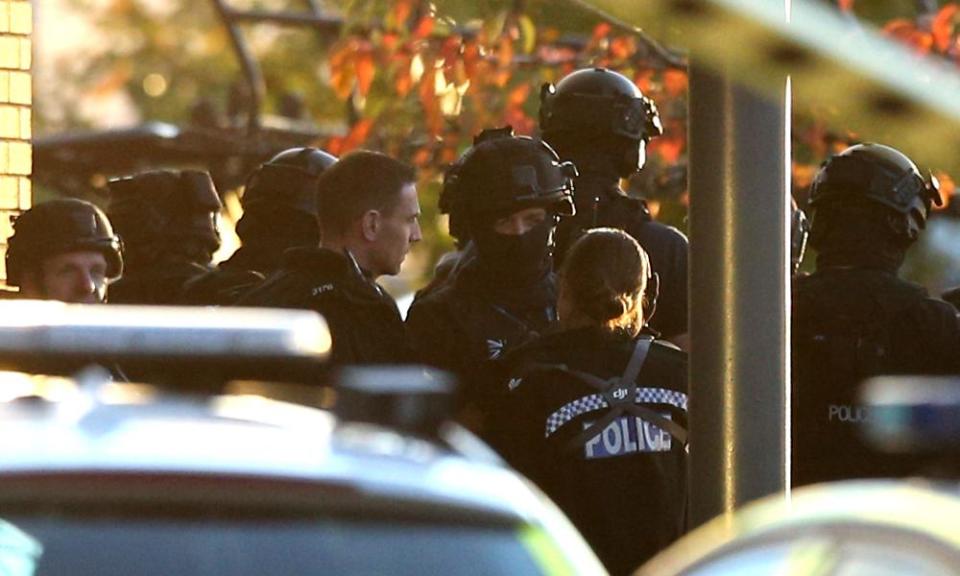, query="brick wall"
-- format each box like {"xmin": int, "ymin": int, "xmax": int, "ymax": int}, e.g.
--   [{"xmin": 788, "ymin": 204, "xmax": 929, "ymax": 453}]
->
[{"xmin": 0, "ymin": 0, "xmax": 30, "ymax": 282}]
